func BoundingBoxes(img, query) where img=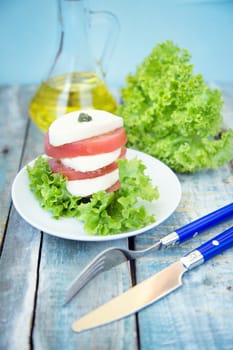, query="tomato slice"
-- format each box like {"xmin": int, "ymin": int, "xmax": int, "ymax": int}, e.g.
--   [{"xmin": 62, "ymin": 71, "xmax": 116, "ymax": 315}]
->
[
  {"xmin": 48, "ymin": 147, "xmax": 126, "ymax": 180},
  {"xmin": 48, "ymin": 158, "xmax": 119, "ymax": 180},
  {"xmin": 45, "ymin": 127, "xmax": 127, "ymax": 158},
  {"xmin": 106, "ymin": 180, "xmax": 120, "ymax": 193},
  {"xmin": 119, "ymin": 147, "xmax": 127, "ymax": 159}
]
